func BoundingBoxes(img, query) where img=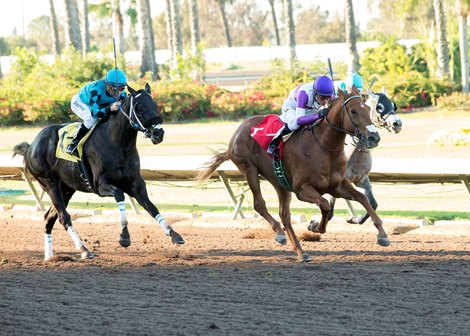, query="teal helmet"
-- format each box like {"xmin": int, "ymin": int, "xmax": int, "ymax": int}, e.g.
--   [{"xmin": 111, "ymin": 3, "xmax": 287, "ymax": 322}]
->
[
  {"xmin": 346, "ymin": 73, "xmax": 363, "ymax": 91},
  {"xmin": 105, "ymin": 68, "xmax": 127, "ymax": 86}
]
